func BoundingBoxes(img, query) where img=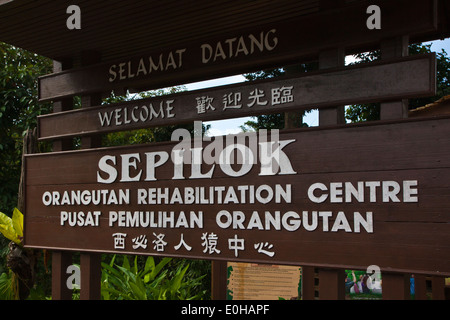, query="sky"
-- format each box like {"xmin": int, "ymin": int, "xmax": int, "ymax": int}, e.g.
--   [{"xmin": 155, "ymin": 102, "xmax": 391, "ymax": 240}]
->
[{"xmin": 184, "ymin": 38, "xmax": 450, "ymax": 137}]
